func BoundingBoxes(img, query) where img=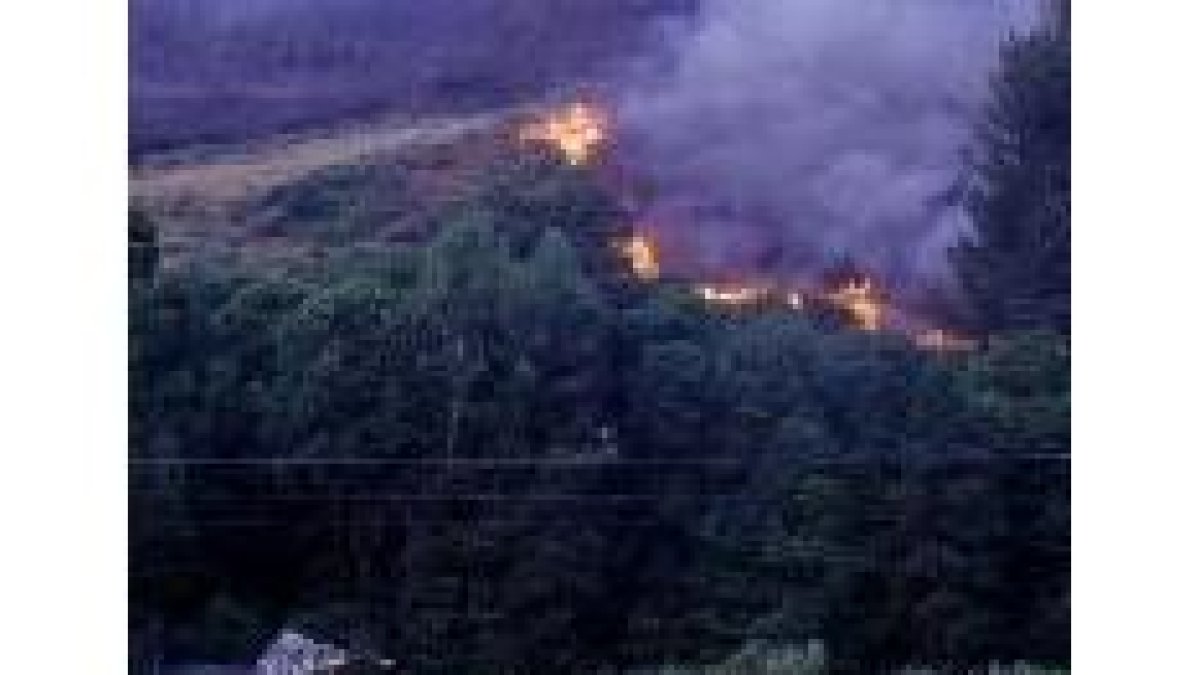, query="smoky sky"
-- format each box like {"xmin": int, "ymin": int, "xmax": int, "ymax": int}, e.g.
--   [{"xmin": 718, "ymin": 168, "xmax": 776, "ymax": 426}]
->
[{"xmin": 615, "ymin": 0, "xmax": 1041, "ymax": 288}]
